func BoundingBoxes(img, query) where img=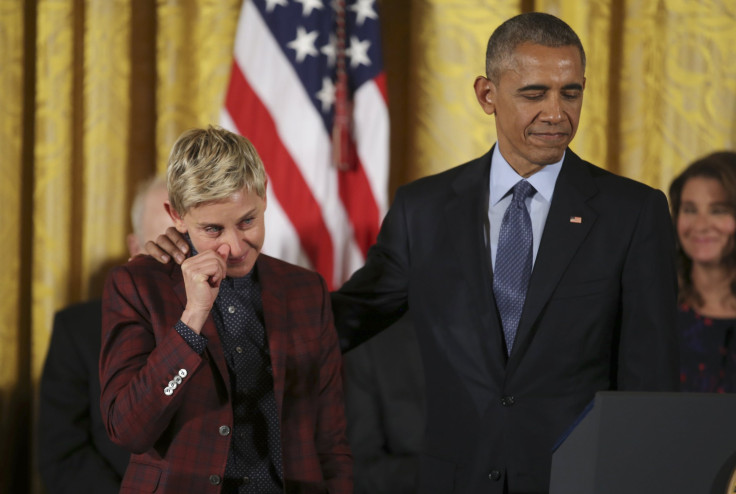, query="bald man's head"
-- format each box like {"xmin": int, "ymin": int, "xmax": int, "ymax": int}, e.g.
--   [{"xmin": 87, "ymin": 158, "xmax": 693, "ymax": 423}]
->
[{"xmin": 127, "ymin": 177, "xmax": 173, "ymax": 257}]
